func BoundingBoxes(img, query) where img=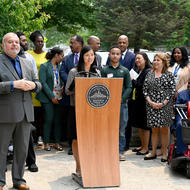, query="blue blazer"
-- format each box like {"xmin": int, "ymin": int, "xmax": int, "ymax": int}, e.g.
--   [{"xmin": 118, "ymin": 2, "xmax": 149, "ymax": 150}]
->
[
  {"xmin": 106, "ymin": 49, "xmax": 135, "ymax": 71},
  {"xmin": 60, "ymin": 53, "xmax": 75, "ymax": 106},
  {"xmin": 60, "ymin": 53, "xmax": 75, "ymax": 84}
]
